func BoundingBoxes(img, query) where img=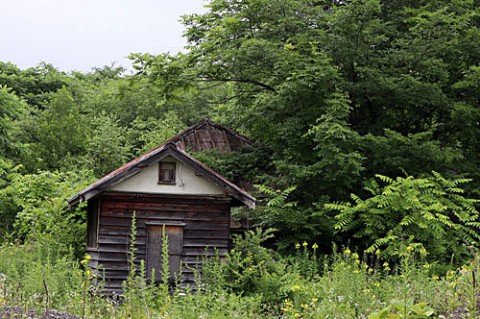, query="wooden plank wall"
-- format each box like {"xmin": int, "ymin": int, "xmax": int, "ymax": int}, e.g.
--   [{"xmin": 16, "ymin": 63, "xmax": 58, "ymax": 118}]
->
[
  {"xmin": 87, "ymin": 193, "xmax": 231, "ymax": 293},
  {"xmin": 175, "ymin": 124, "xmax": 248, "ymax": 153}
]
